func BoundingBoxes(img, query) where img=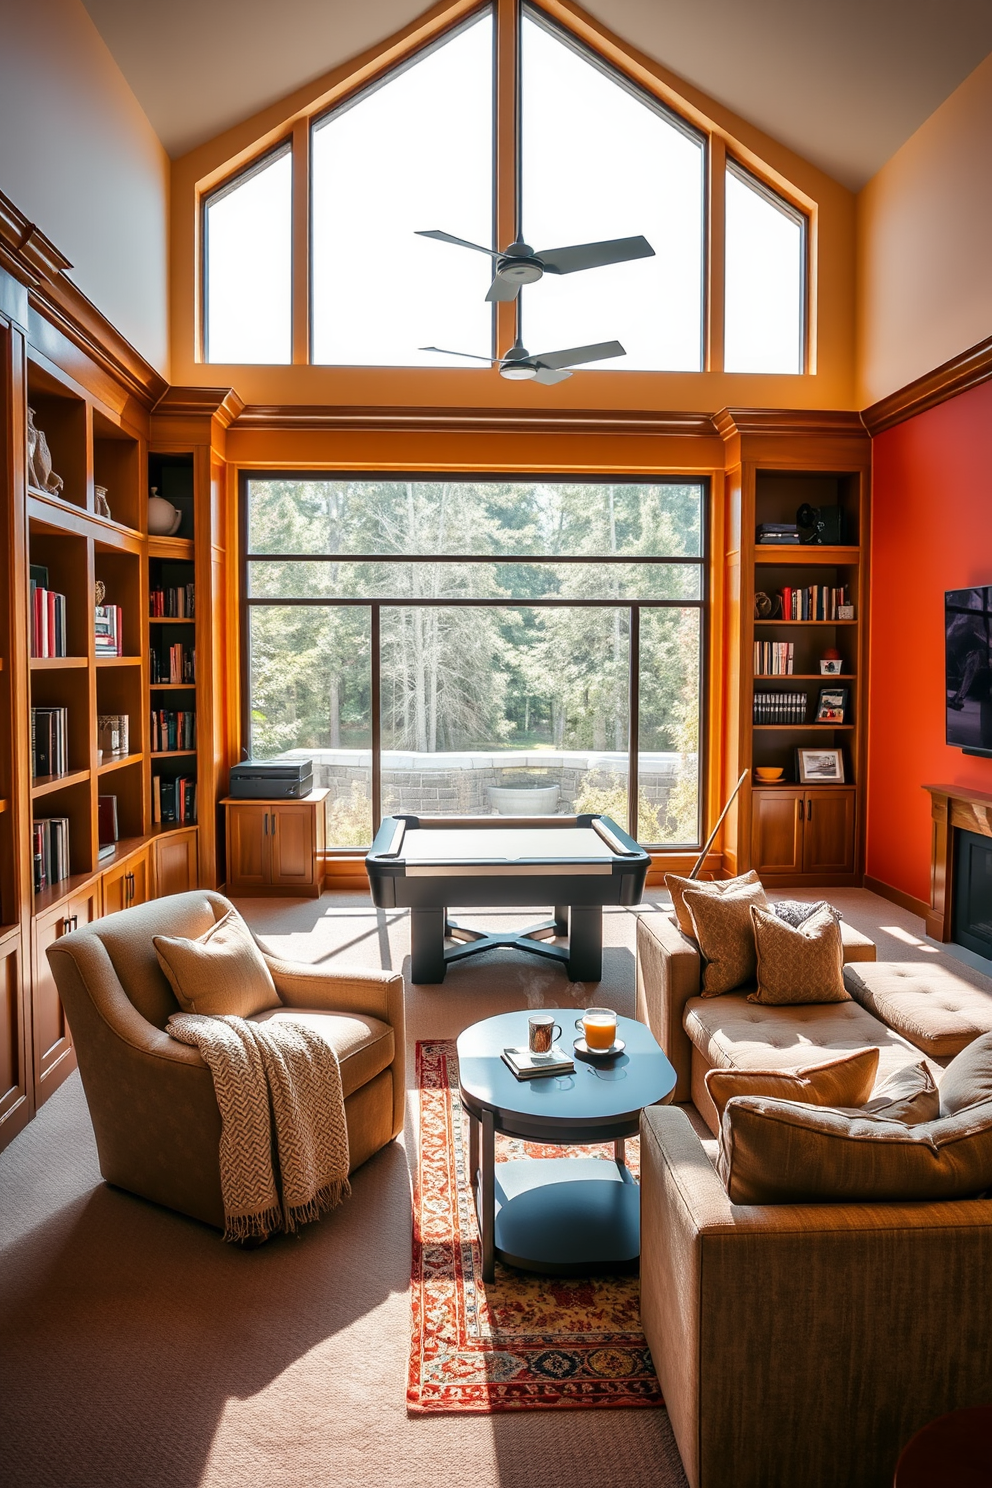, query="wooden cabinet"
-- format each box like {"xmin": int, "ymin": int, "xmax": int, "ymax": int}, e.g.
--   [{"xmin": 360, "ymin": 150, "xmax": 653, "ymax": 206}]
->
[
  {"xmin": 31, "ymin": 881, "xmax": 100, "ymax": 1104},
  {"xmin": 152, "ymin": 827, "xmax": 198, "ymax": 897},
  {"xmin": 224, "ymin": 792, "xmax": 327, "ymax": 897},
  {"xmin": 101, "ymin": 845, "xmax": 150, "ymax": 914},
  {"xmin": 0, "ymin": 932, "xmax": 30, "ymax": 1144},
  {"xmin": 752, "ymin": 788, "xmax": 856, "ymax": 882}
]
